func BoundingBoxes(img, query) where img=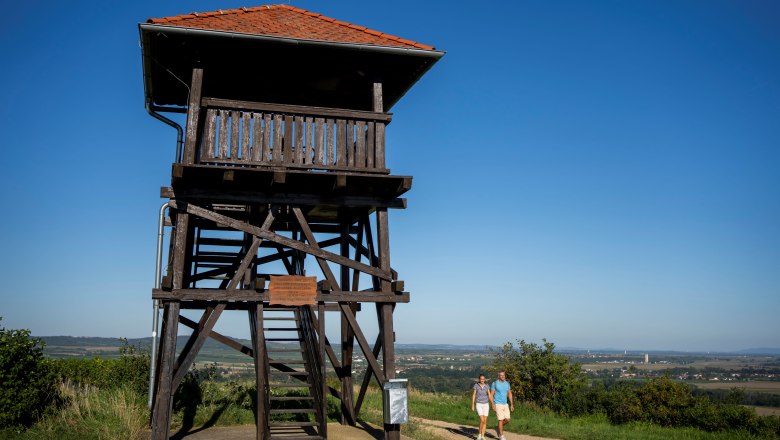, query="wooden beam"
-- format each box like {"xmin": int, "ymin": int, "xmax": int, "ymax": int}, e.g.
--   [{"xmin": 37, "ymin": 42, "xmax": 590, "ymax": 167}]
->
[
  {"xmin": 179, "ymin": 315, "xmax": 253, "ymax": 357},
  {"xmin": 172, "ymin": 304, "xmax": 226, "ymax": 391},
  {"xmin": 340, "ymin": 304, "xmax": 386, "ymax": 385},
  {"xmin": 202, "ymin": 97, "xmax": 393, "ymax": 123},
  {"xmin": 354, "ymin": 334, "xmax": 382, "ymax": 418},
  {"xmin": 151, "ymin": 302, "xmax": 180, "ymax": 440},
  {"xmin": 170, "ymin": 201, "xmax": 392, "ymax": 281},
  {"xmin": 183, "ymin": 69, "xmax": 204, "ymax": 165}
]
